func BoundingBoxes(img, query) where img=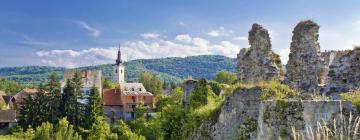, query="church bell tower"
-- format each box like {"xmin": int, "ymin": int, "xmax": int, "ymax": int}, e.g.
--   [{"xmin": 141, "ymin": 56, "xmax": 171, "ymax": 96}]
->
[{"xmin": 114, "ymin": 45, "xmax": 125, "ymax": 84}]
